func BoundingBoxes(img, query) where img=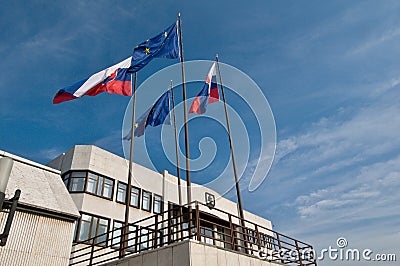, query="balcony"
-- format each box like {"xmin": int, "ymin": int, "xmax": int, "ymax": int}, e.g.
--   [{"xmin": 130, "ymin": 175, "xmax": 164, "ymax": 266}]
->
[{"xmin": 69, "ymin": 201, "xmax": 317, "ymax": 266}]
